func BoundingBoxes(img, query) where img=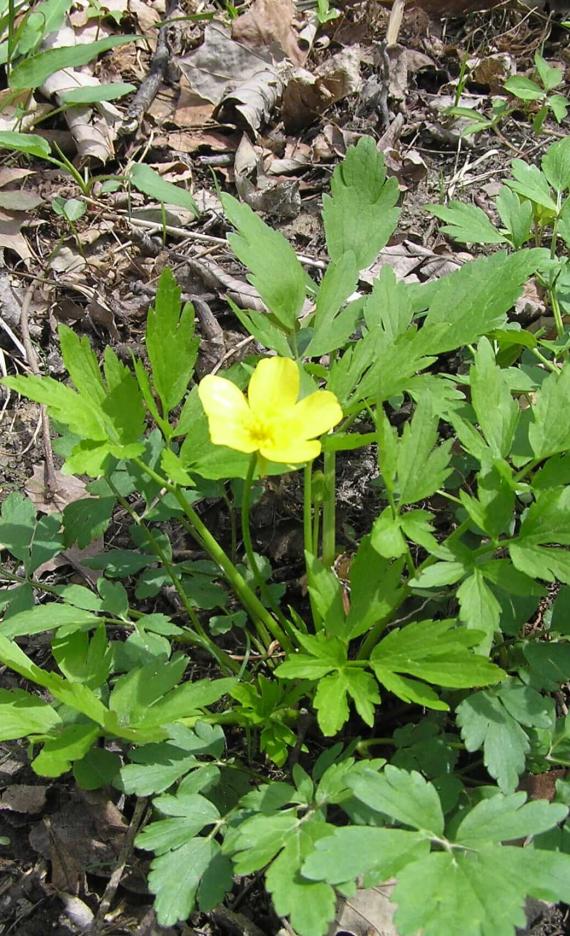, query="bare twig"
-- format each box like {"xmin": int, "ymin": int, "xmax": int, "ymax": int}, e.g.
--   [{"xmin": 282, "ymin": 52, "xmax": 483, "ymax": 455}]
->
[
  {"xmin": 120, "ymin": 0, "xmax": 179, "ymax": 135},
  {"xmin": 19, "ymin": 287, "xmax": 58, "ymax": 500},
  {"xmin": 90, "ymin": 797, "xmax": 148, "ymax": 934},
  {"xmin": 112, "ymin": 214, "xmax": 327, "ymax": 270},
  {"xmin": 386, "ymin": 0, "xmax": 405, "ymax": 46}
]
